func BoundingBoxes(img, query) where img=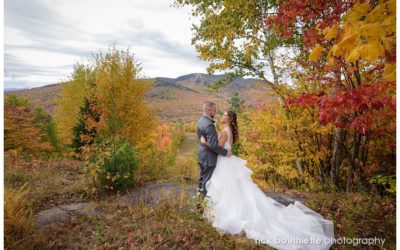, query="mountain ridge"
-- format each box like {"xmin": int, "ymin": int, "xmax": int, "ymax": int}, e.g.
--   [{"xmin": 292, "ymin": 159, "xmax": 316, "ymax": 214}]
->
[{"xmin": 5, "ymin": 73, "xmax": 277, "ymax": 122}]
